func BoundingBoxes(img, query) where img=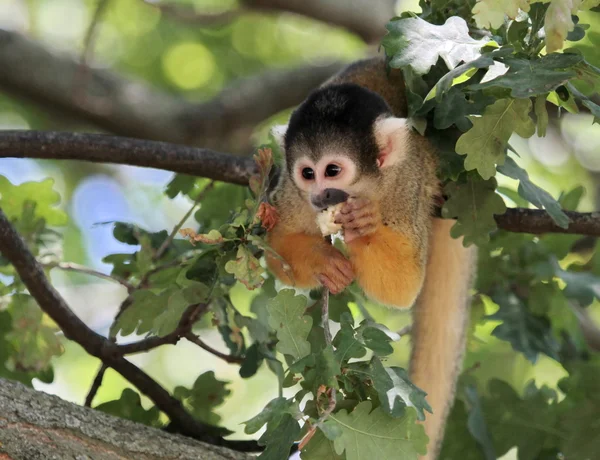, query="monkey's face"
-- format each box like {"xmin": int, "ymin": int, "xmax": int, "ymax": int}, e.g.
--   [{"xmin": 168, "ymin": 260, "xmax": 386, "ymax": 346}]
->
[{"xmin": 290, "ymin": 154, "xmax": 364, "ymax": 211}]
